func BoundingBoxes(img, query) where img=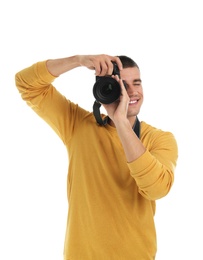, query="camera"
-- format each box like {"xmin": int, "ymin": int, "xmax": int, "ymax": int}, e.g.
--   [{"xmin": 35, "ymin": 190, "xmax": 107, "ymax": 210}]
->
[{"xmin": 93, "ymin": 62, "xmax": 121, "ymax": 104}]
